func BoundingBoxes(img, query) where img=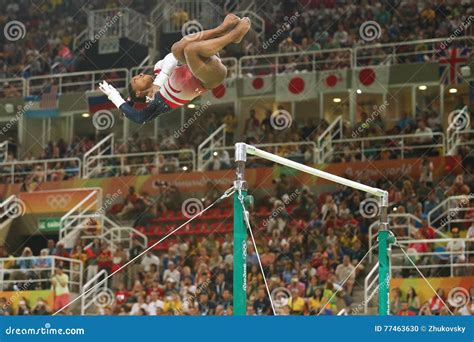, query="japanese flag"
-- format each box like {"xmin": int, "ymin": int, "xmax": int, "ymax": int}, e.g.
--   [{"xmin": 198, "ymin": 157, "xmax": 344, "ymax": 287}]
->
[
  {"xmin": 202, "ymin": 79, "xmax": 237, "ymax": 104},
  {"xmin": 275, "ymin": 72, "xmax": 317, "ymax": 101},
  {"xmin": 319, "ymin": 70, "xmax": 348, "ymax": 93},
  {"xmin": 241, "ymin": 75, "xmax": 274, "ymax": 97},
  {"xmin": 355, "ymin": 66, "xmax": 390, "ymax": 93}
]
